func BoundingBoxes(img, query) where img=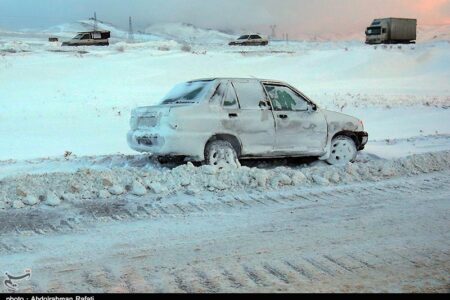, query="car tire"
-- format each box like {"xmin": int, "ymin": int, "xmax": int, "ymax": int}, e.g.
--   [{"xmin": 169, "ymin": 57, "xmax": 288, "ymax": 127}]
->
[
  {"xmin": 205, "ymin": 140, "xmax": 240, "ymax": 167},
  {"xmin": 326, "ymin": 135, "xmax": 358, "ymax": 166}
]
